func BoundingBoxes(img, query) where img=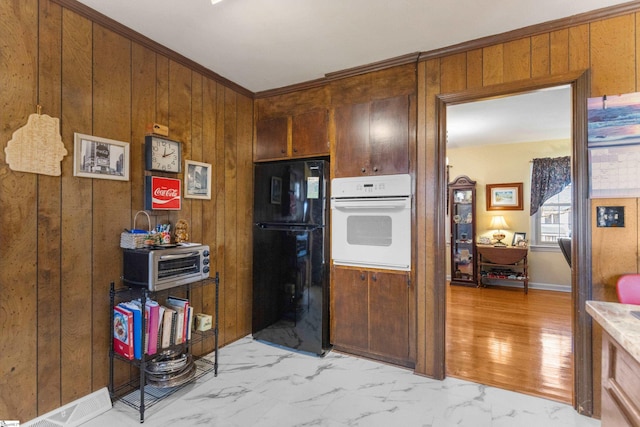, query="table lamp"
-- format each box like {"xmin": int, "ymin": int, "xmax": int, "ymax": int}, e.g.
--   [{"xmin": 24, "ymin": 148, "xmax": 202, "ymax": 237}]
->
[{"xmin": 489, "ymin": 215, "xmax": 509, "ymax": 247}]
